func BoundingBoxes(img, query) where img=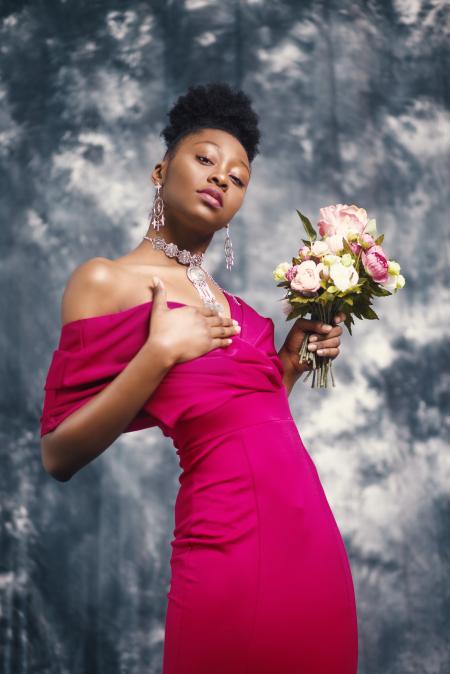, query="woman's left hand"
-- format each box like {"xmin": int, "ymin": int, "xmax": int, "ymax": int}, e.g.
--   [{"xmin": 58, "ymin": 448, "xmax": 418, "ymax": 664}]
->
[{"xmin": 278, "ymin": 311, "xmax": 347, "ymax": 376}]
